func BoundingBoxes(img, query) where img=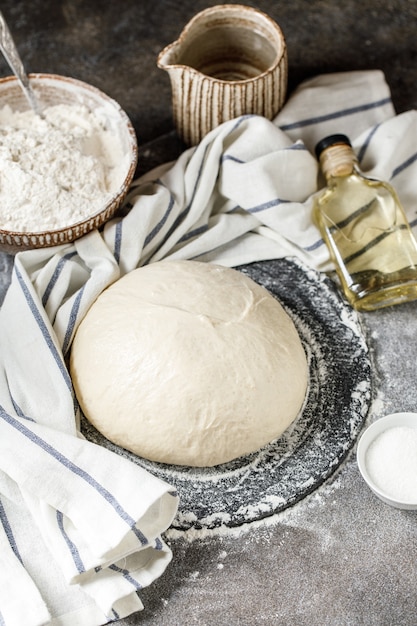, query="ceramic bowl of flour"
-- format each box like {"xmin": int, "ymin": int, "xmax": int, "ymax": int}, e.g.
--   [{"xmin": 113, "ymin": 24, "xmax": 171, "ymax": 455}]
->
[
  {"xmin": 357, "ymin": 412, "xmax": 417, "ymax": 510},
  {"xmin": 0, "ymin": 73, "xmax": 138, "ymax": 254}
]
